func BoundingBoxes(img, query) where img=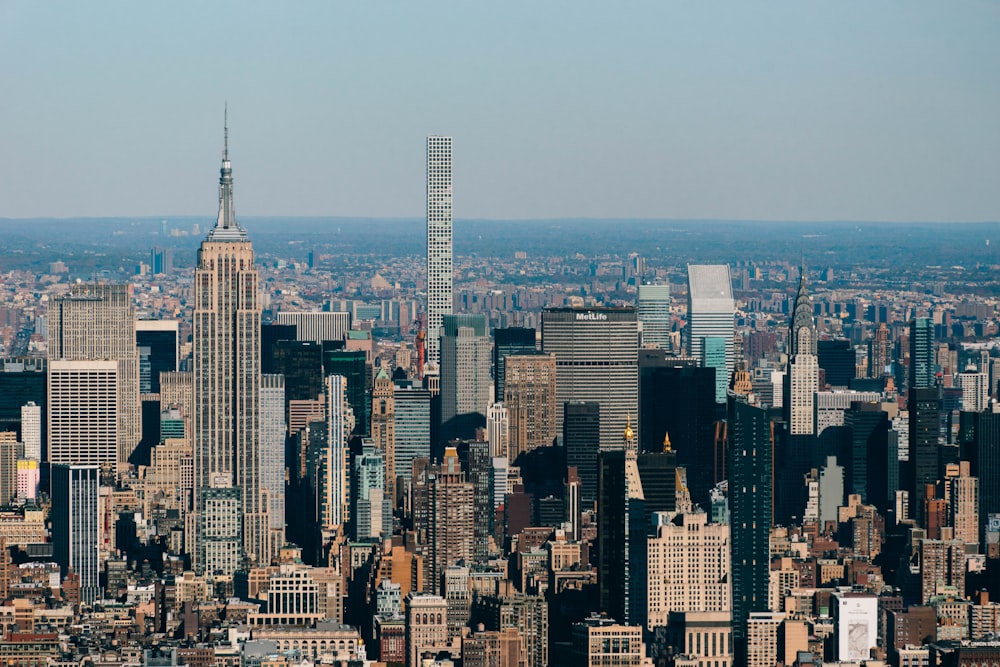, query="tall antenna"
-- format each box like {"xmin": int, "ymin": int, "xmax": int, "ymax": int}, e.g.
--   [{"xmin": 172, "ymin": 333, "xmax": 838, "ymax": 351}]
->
[{"xmin": 223, "ymin": 101, "xmax": 229, "ymax": 160}]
